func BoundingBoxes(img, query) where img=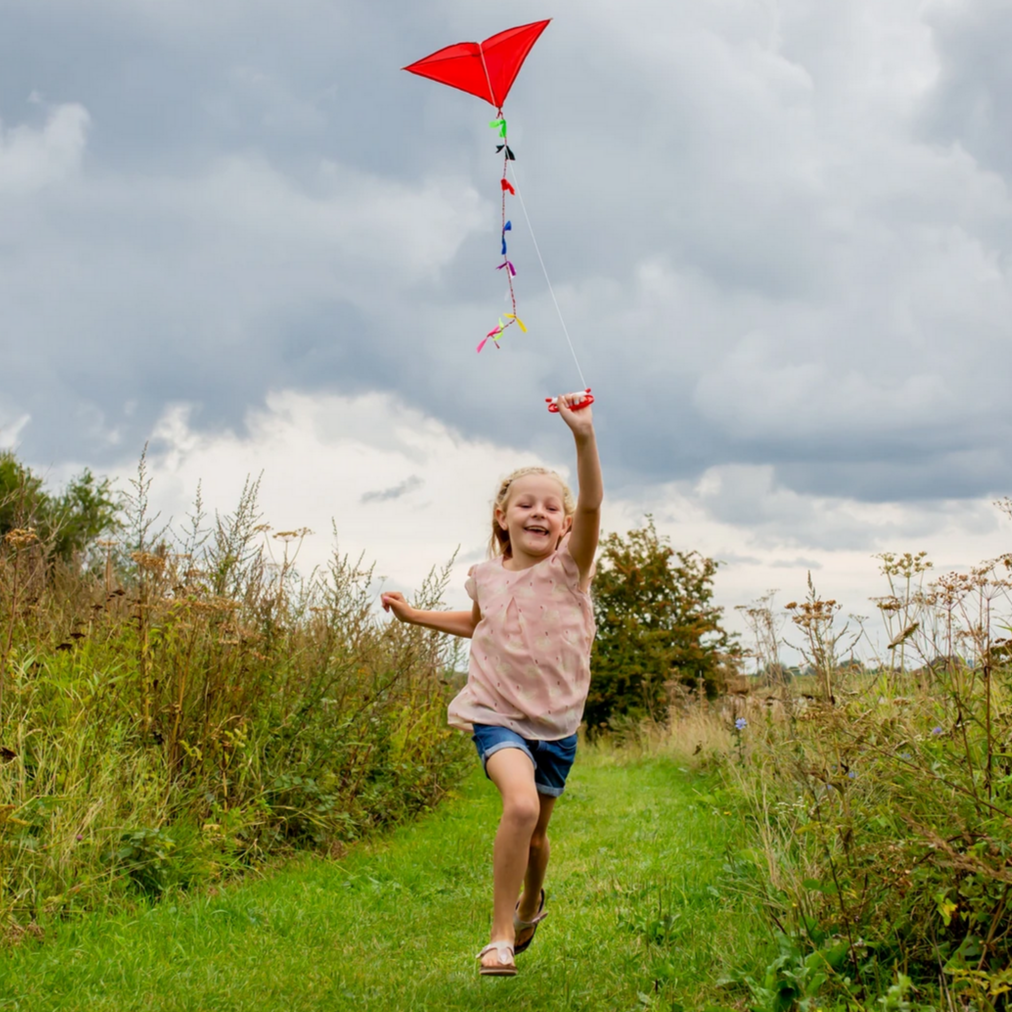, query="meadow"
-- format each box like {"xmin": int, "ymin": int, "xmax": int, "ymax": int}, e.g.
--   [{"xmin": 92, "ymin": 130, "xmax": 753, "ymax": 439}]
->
[{"xmin": 2, "ymin": 452, "xmax": 1011, "ymax": 1010}]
